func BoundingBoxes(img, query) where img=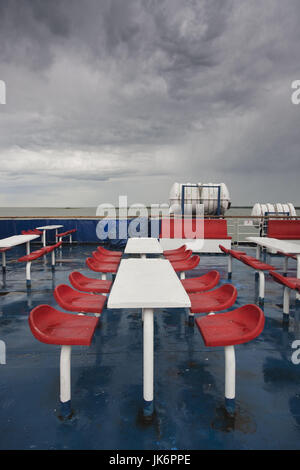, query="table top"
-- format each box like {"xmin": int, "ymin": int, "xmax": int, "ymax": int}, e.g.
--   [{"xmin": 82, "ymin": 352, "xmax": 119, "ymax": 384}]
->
[
  {"xmin": 107, "ymin": 258, "xmax": 191, "ymax": 309},
  {"xmin": 124, "ymin": 237, "xmax": 163, "ymax": 254},
  {"xmin": 36, "ymin": 225, "xmax": 64, "ymax": 230},
  {"xmin": 246, "ymin": 237, "xmax": 300, "ymax": 254},
  {"xmin": 0, "ymin": 234, "xmax": 39, "ymax": 248}
]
